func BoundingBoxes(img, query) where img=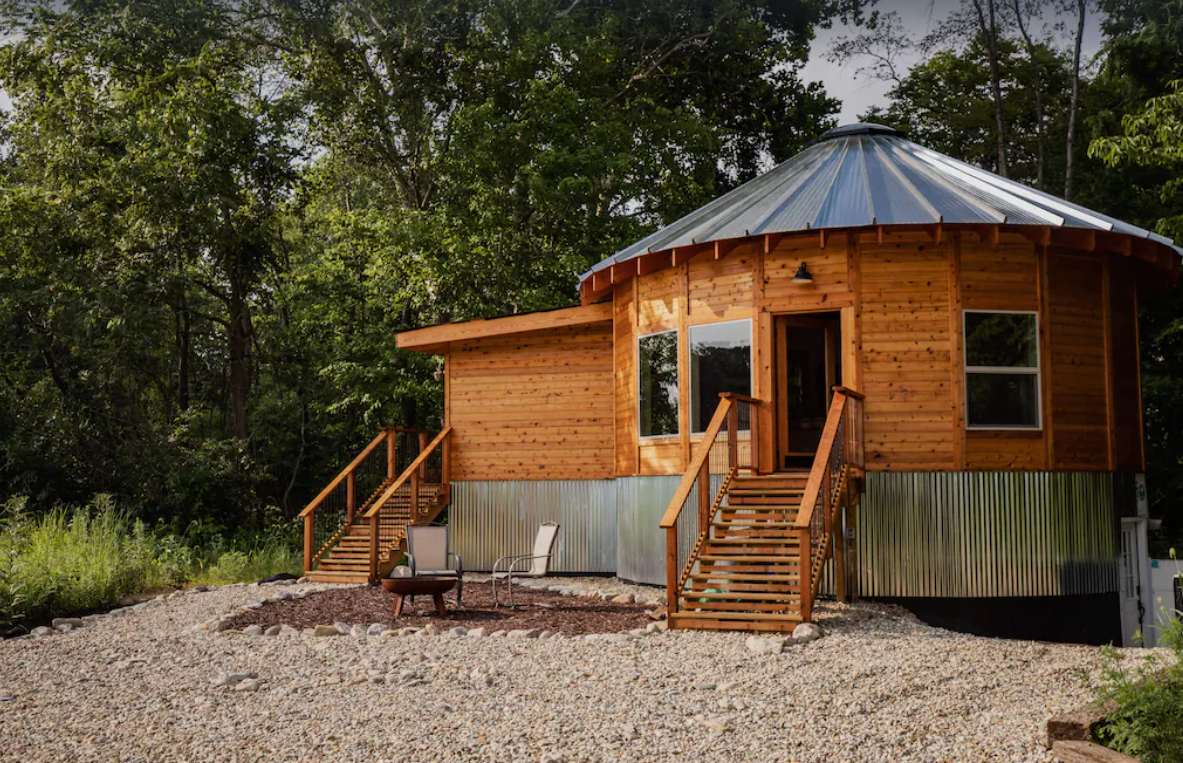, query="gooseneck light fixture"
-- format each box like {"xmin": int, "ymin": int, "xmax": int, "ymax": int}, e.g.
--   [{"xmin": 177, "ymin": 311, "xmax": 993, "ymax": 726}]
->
[{"xmin": 791, "ymin": 262, "xmax": 813, "ymax": 285}]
